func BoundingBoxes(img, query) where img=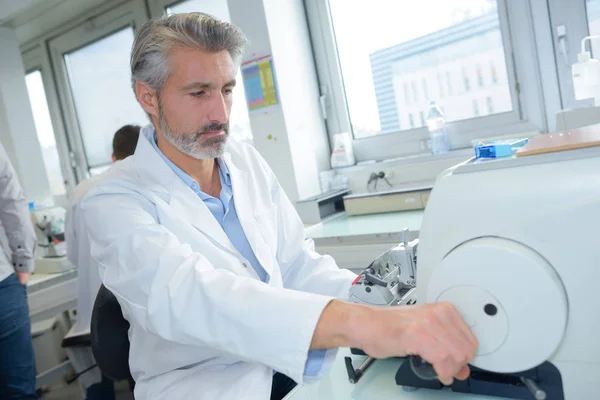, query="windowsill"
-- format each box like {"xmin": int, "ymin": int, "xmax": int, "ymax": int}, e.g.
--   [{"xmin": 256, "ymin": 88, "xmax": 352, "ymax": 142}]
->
[{"xmin": 332, "ymin": 147, "xmax": 474, "ymax": 173}]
